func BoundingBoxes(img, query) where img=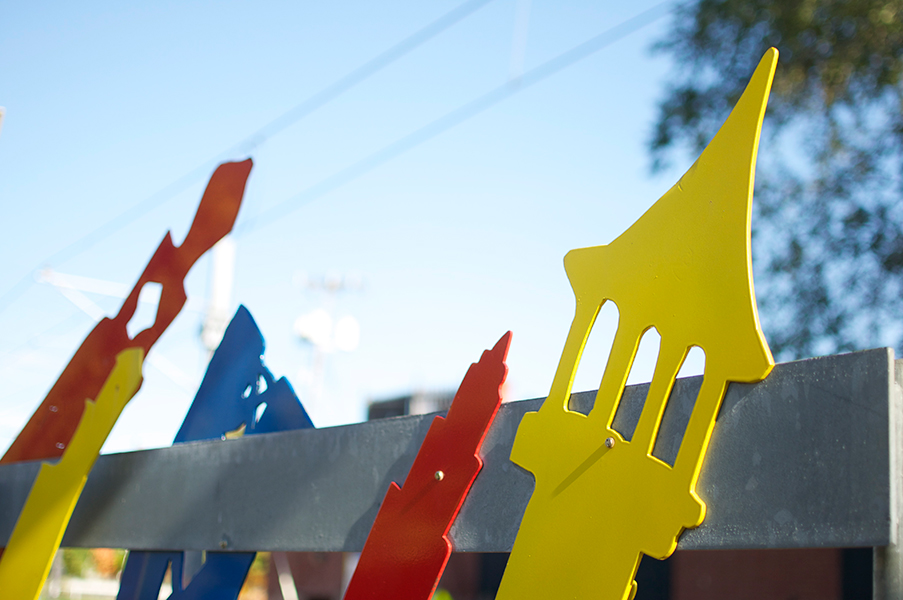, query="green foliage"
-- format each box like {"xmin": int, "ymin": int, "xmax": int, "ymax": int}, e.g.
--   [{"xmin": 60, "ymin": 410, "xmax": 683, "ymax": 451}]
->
[
  {"xmin": 651, "ymin": 0, "xmax": 903, "ymax": 359},
  {"xmin": 61, "ymin": 548, "xmax": 93, "ymax": 578}
]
